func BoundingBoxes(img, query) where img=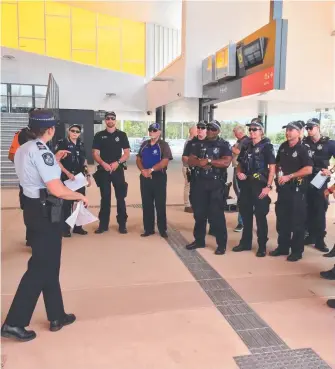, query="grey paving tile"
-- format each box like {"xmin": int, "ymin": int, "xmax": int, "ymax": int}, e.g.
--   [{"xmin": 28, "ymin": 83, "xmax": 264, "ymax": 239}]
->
[
  {"xmin": 206, "ymin": 288, "xmax": 243, "ymax": 305},
  {"xmin": 216, "ymin": 302, "xmax": 254, "ymax": 316},
  {"xmin": 198, "ymin": 278, "xmax": 231, "ymax": 291},
  {"xmin": 225, "ymin": 313, "xmax": 268, "ymax": 331}
]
